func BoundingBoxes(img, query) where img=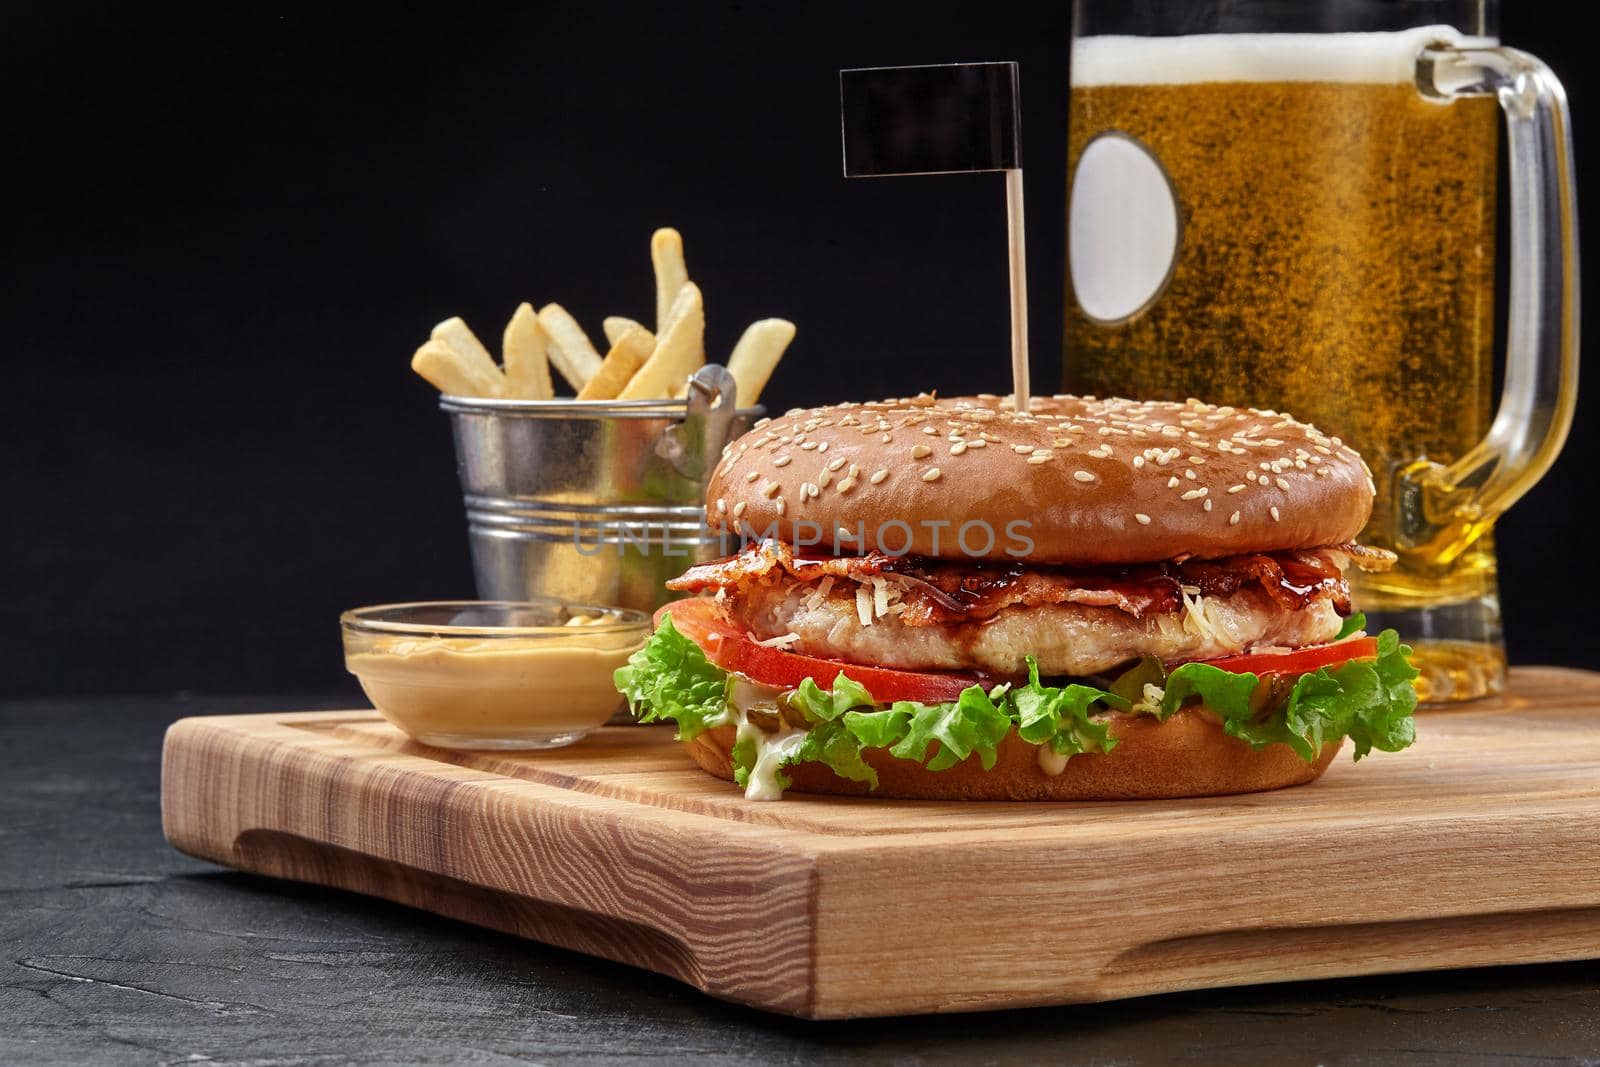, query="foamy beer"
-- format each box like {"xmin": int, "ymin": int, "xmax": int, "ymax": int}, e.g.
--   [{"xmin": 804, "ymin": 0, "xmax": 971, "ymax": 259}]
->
[{"xmin": 1064, "ymin": 2, "xmax": 1579, "ymax": 701}]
